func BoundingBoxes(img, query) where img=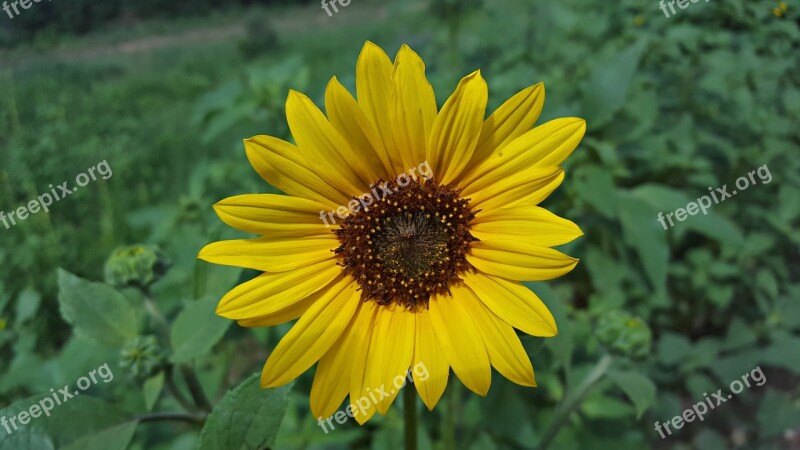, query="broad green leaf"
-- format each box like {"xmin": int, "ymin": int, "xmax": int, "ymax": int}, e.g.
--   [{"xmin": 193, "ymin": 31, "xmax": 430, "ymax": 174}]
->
[
  {"xmin": 685, "ymin": 373, "xmax": 718, "ymax": 398},
  {"xmin": 170, "ymin": 296, "xmax": 232, "ymax": 363},
  {"xmin": 0, "ymin": 429, "xmax": 55, "ymax": 450},
  {"xmin": 608, "ymin": 369, "xmax": 657, "ymax": 419},
  {"xmin": 762, "ymin": 333, "xmax": 800, "ymax": 375},
  {"xmin": 57, "ymin": 269, "xmax": 139, "ymax": 346},
  {"xmin": 572, "ymin": 166, "xmax": 620, "ymax": 218},
  {"xmin": 583, "ymin": 247, "xmax": 626, "ymax": 295},
  {"xmin": 757, "ymin": 389, "xmax": 800, "ymax": 438},
  {"xmin": 722, "ymin": 318, "xmax": 757, "ymax": 351},
  {"xmin": 199, "ymin": 374, "xmax": 293, "ymax": 450},
  {"xmin": 631, "ymin": 184, "xmax": 743, "ymax": 243},
  {"xmin": 686, "ymin": 337, "xmax": 722, "ymax": 370},
  {"xmin": 61, "ymin": 422, "xmax": 138, "ymax": 450},
  {"xmin": 580, "ymin": 39, "xmax": 648, "ymax": 129},
  {"xmin": 657, "ymin": 333, "xmax": 691, "ymax": 366},
  {"xmin": 581, "ymin": 393, "xmax": 633, "ymax": 419},
  {"xmin": 693, "ymin": 429, "xmax": 728, "ymax": 450},
  {"xmin": 0, "ymin": 395, "xmax": 137, "ymax": 450},
  {"xmin": 617, "ymin": 193, "xmax": 668, "ymax": 301},
  {"xmin": 143, "ymin": 372, "xmax": 164, "ymax": 411},
  {"xmin": 14, "ymin": 287, "xmax": 41, "ymax": 326},
  {"xmin": 709, "ymin": 348, "xmax": 762, "ymax": 383}
]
